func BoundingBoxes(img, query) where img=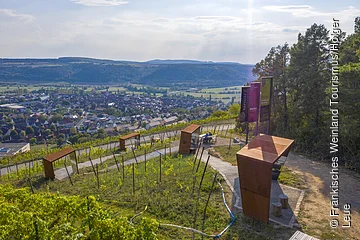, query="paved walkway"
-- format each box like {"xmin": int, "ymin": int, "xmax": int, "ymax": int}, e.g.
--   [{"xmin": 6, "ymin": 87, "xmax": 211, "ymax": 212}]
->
[{"xmin": 55, "ymin": 146, "xmax": 179, "ymax": 180}]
